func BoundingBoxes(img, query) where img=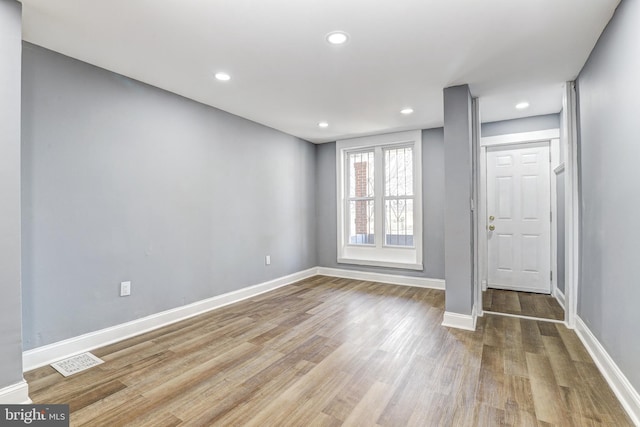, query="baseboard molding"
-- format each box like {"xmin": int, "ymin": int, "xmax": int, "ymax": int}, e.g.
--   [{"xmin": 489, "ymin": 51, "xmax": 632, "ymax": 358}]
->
[
  {"xmin": 23, "ymin": 266, "xmax": 444, "ymax": 372},
  {"xmin": 23, "ymin": 268, "xmax": 317, "ymax": 372},
  {"xmin": 316, "ymin": 267, "xmax": 445, "ymax": 290},
  {"xmin": 575, "ymin": 316, "xmax": 640, "ymax": 426},
  {"xmin": 554, "ymin": 288, "xmax": 566, "ymax": 310},
  {"xmin": 442, "ymin": 306, "xmax": 477, "ymax": 331},
  {"xmin": 0, "ymin": 380, "xmax": 31, "ymax": 404}
]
